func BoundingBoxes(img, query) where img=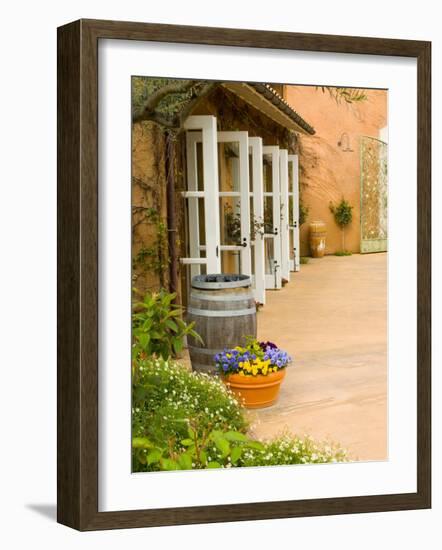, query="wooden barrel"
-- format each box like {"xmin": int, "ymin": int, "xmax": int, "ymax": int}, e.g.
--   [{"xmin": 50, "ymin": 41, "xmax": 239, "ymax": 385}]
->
[
  {"xmin": 186, "ymin": 274, "xmax": 257, "ymax": 374},
  {"xmin": 309, "ymin": 220, "xmax": 327, "ymax": 258}
]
